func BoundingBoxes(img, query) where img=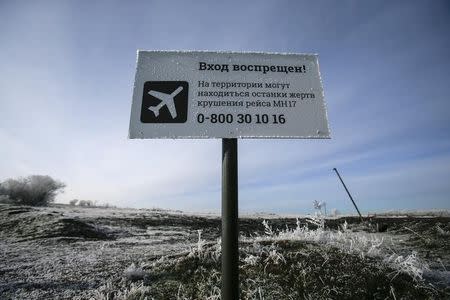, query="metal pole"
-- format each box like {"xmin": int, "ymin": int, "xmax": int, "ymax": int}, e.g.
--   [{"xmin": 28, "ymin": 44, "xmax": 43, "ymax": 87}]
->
[
  {"xmin": 222, "ymin": 138, "xmax": 239, "ymax": 300},
  {"xmin": 332, "ymin": 168, "xmax": 364, "ymax": 222}
]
